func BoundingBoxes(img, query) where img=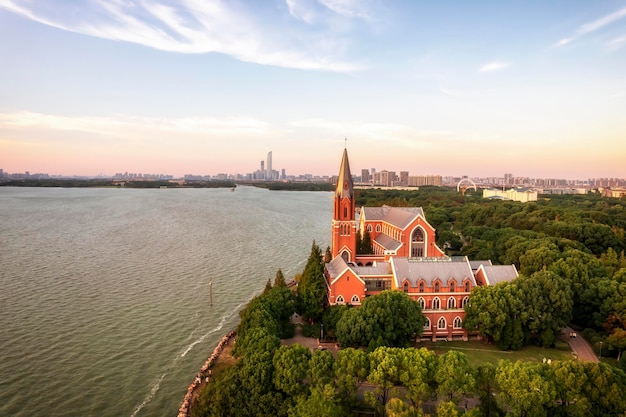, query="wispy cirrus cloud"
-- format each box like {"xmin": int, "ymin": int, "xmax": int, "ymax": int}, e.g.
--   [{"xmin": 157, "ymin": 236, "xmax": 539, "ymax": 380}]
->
[
  {"xmin": 555, "ymin": 6, "xmax": 626, "ymax": 47},
  {"xmin": 606, "ymin": 34, "xmax": 626, "ymax": 51},
  {"xmin": 478, "ymin": 61, "xmax": 511, "ymax": 73},
  {"xmin": 0, "ymin": 111, "xmax": 278, "ymax": 138},
  {"xmin": 0, "ymin": 0, "xmax": 361, "ymax": 72}
]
